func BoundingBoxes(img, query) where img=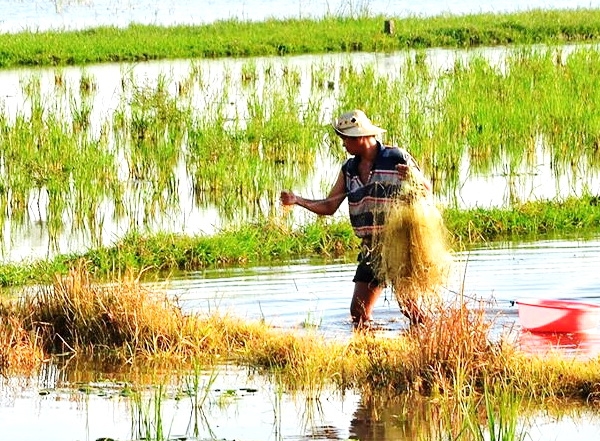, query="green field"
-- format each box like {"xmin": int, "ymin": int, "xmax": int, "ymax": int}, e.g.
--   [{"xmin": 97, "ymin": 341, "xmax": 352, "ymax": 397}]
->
[{"xmin": 2, "ymin": 9, "xmax": 600, "ymax": 68}]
